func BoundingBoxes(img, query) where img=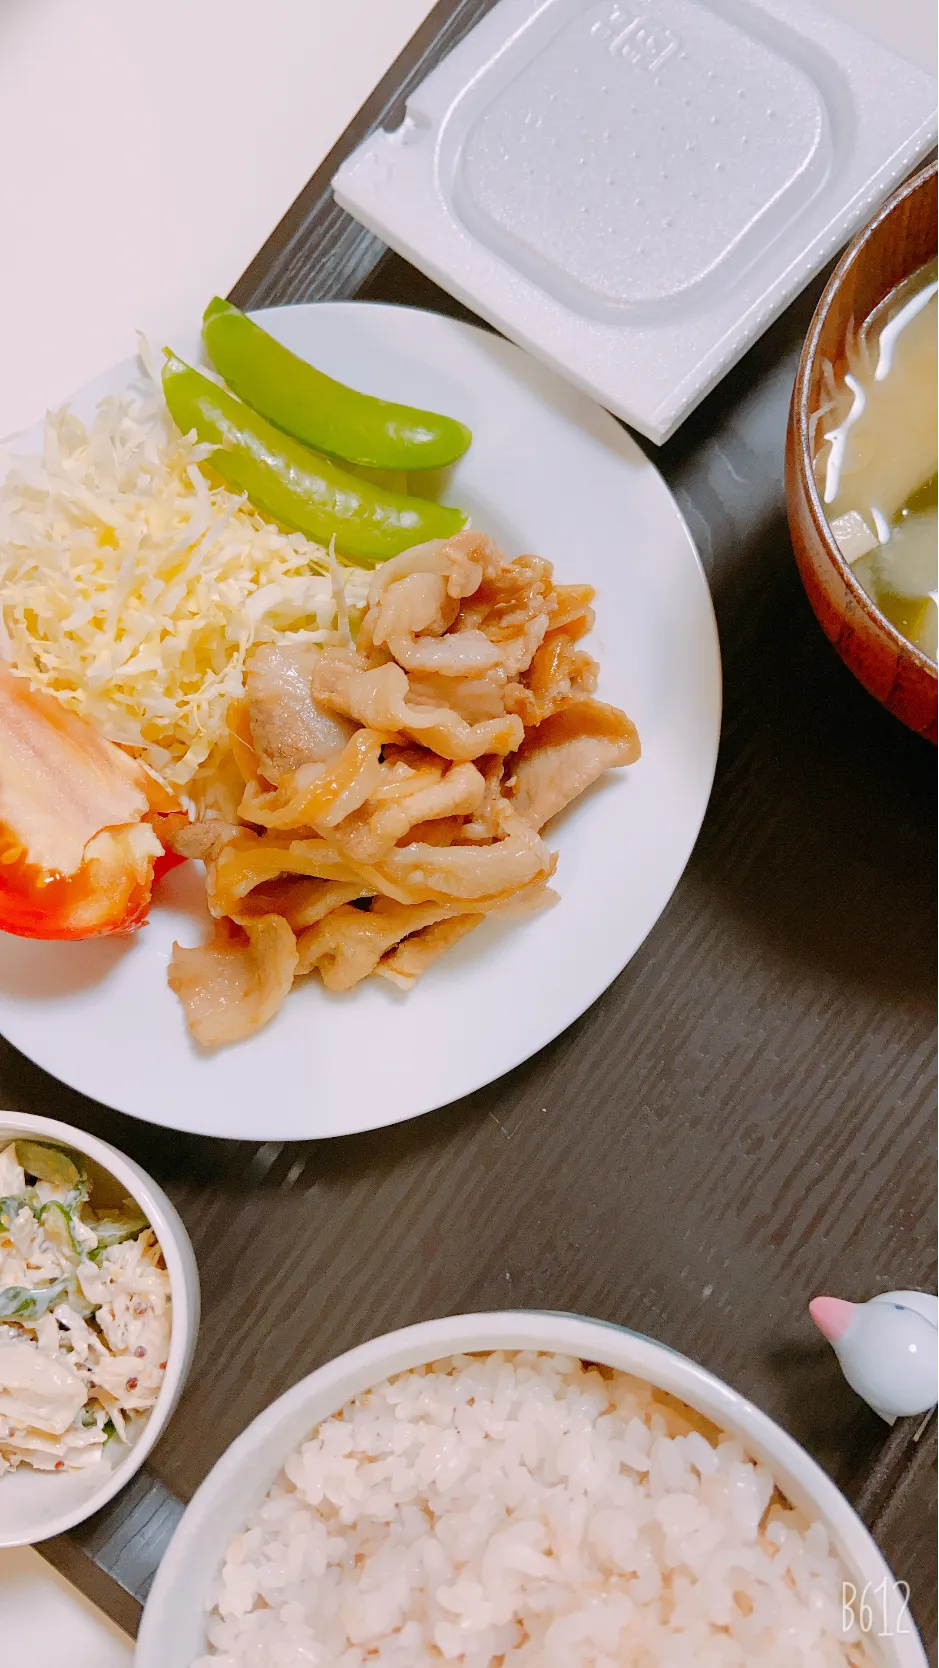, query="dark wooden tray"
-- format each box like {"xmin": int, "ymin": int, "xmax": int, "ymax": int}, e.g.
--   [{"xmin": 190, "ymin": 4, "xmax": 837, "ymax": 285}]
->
[{"xmin": 4, "ymin": 0, "xmax": 934, "ymax": 1653}]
